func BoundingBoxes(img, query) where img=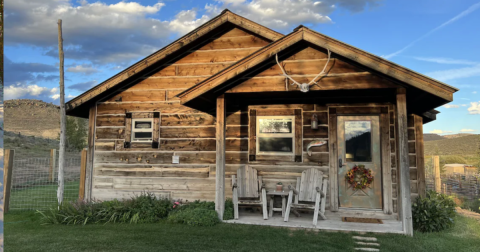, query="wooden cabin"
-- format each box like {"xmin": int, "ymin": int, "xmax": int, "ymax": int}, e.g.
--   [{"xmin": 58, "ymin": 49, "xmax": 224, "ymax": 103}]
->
[{"xmin": 66, "ymin": 10, "xmax": 458, "ymax": 236}]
